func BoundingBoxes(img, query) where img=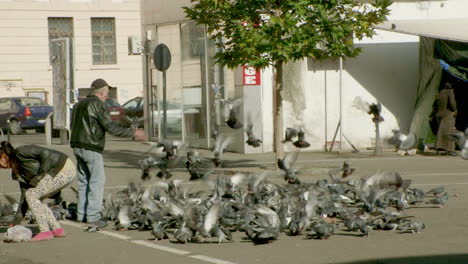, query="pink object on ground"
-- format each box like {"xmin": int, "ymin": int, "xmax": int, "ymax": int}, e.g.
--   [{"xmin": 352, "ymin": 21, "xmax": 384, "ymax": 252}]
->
[
  {"xmin": 30, "ymin": 231, "xmax": 54, "ymax": 242},
  {"xmin": 51, "ymin": 228, "xmax": 66, "ymax": 237}
]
